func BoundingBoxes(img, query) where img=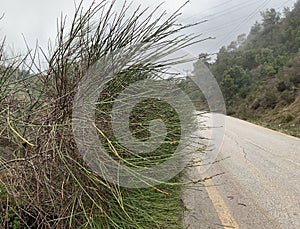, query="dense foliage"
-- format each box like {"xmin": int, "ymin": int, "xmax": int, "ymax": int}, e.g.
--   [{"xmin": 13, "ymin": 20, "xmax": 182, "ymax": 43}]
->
[{"xmin": 193, "ymin": 1, "xmax": 300, "ymax": 136}]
